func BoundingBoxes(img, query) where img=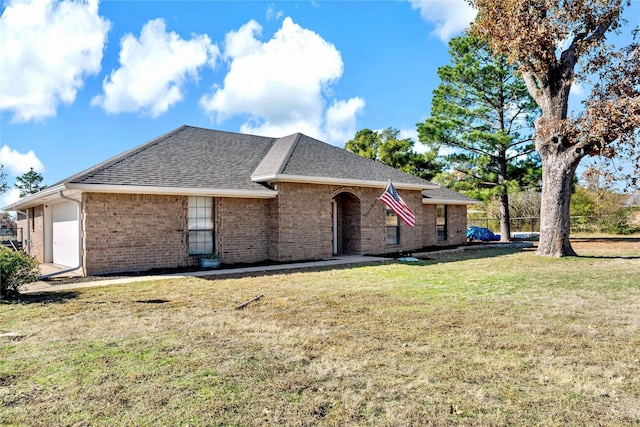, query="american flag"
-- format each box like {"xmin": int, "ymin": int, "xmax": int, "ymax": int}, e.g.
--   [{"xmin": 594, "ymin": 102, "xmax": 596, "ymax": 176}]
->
[{"xmin": 379, "ymin": 181, "xmax": 415, "ymax": 228}]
